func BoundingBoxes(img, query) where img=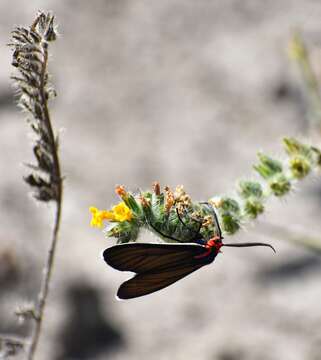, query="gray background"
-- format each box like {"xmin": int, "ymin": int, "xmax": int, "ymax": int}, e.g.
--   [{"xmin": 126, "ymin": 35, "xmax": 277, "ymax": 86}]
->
[{"xmin": 1, "ymin": 1, "xmax": 321, "ymax": 359}]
